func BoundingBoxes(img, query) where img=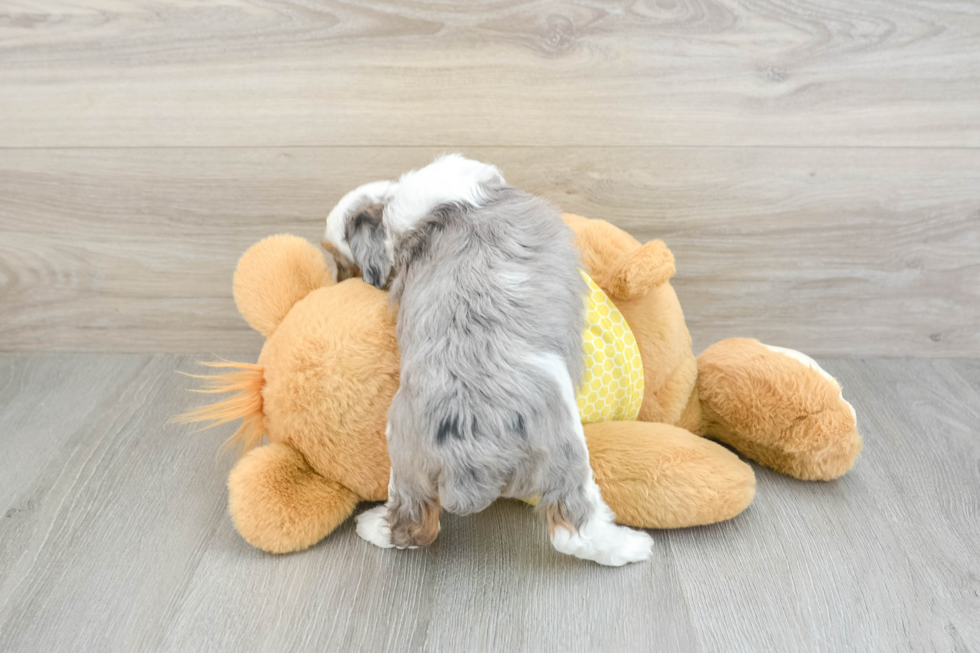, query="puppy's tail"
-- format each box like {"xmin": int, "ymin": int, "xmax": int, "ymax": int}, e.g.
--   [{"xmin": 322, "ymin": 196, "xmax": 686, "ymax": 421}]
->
[{"xmin": 173, "ymin": 361, "xmax": 266, "ymax": 455}]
